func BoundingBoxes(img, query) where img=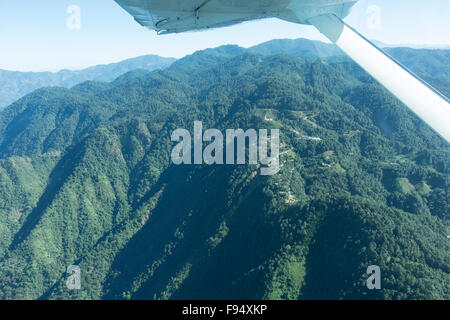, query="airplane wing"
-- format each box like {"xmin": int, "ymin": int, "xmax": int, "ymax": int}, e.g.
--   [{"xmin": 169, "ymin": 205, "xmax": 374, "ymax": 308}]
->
[
  {"xmin": 114, "ymin": 0, "xmax": 272, "ymax": 34},
  {"xmin": 114, "ymin": 0, "xmax": 450, "ymax": 142},
  {"xmin": 114, "ymin": 0, "xmax": 357, "ymax": 34}
]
